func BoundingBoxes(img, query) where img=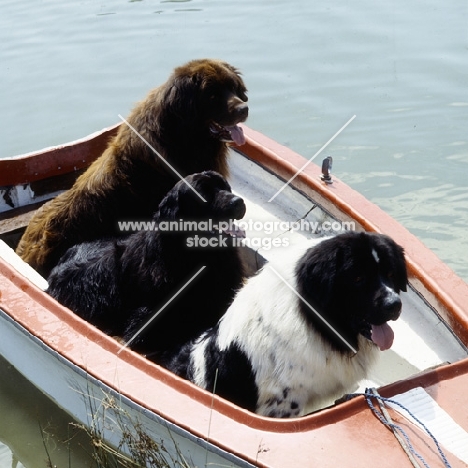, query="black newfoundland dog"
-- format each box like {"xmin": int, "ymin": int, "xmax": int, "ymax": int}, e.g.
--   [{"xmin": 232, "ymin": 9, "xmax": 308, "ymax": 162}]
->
[
  {"xmin": 47, "ymin": 171, "xmax": 246, "ymax": 356},
  {"xmin": 17, "ymin": 59, "xmax": 248, "ymax": 277},
  {"xmin": 165, "ymin": 232, "xmax": 408, "ymax": 418}
]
